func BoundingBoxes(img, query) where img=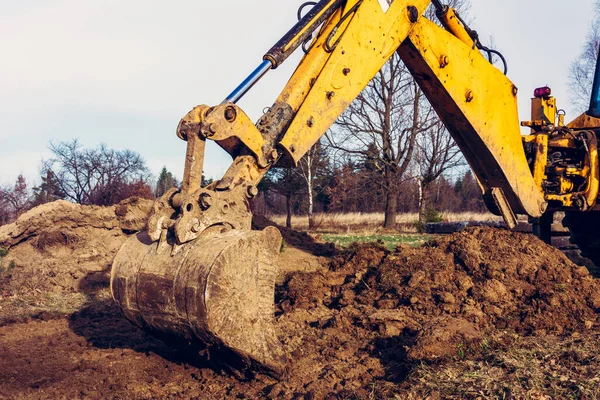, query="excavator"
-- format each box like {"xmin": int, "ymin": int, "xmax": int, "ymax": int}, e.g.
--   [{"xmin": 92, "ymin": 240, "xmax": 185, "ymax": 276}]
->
[{"xmin": 110, "ymin": 0, "xmax": 600, "ymax": 377}]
